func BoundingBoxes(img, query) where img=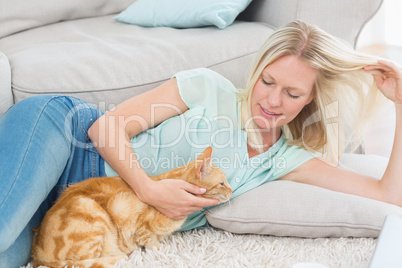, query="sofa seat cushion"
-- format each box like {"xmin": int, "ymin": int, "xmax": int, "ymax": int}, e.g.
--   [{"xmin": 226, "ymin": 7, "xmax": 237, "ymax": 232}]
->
[{"xmin": 0, "ymin": 15, "xmax": 274, "ymax": 110}]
